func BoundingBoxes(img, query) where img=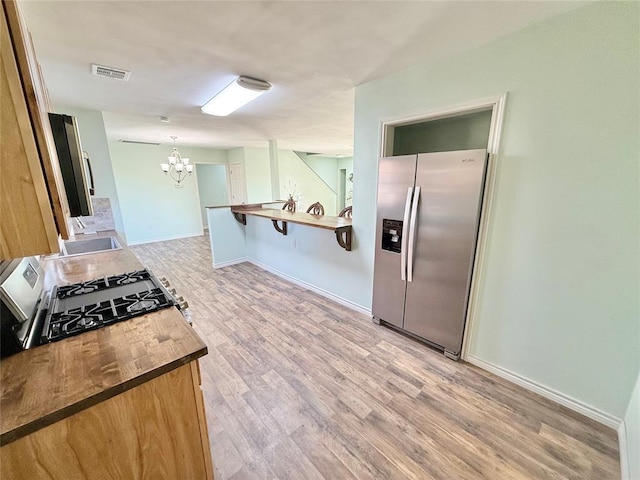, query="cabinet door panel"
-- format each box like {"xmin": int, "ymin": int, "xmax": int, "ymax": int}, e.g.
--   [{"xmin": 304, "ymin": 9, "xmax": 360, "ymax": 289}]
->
[
  {"xmin": 0, "ymin": 363, "xmax": 214, "ymax": 479},
  {"xmin": 1, "ymin": 8, "xmax": 59, "ymax": 259},
  {"xmin": 4, "ymin": 0, "xmax": 71, "ymax": 240}
]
